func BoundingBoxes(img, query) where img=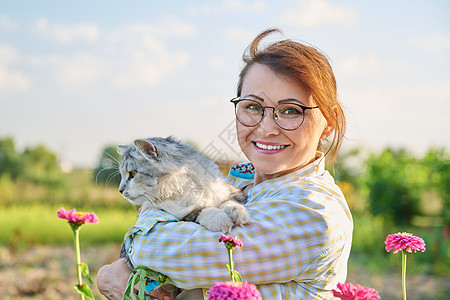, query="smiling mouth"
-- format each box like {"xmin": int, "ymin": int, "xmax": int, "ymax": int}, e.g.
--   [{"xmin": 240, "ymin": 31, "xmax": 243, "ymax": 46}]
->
[{"xmin": 254, "ymin": 142, "xmax": 288, "ymax": 150}]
